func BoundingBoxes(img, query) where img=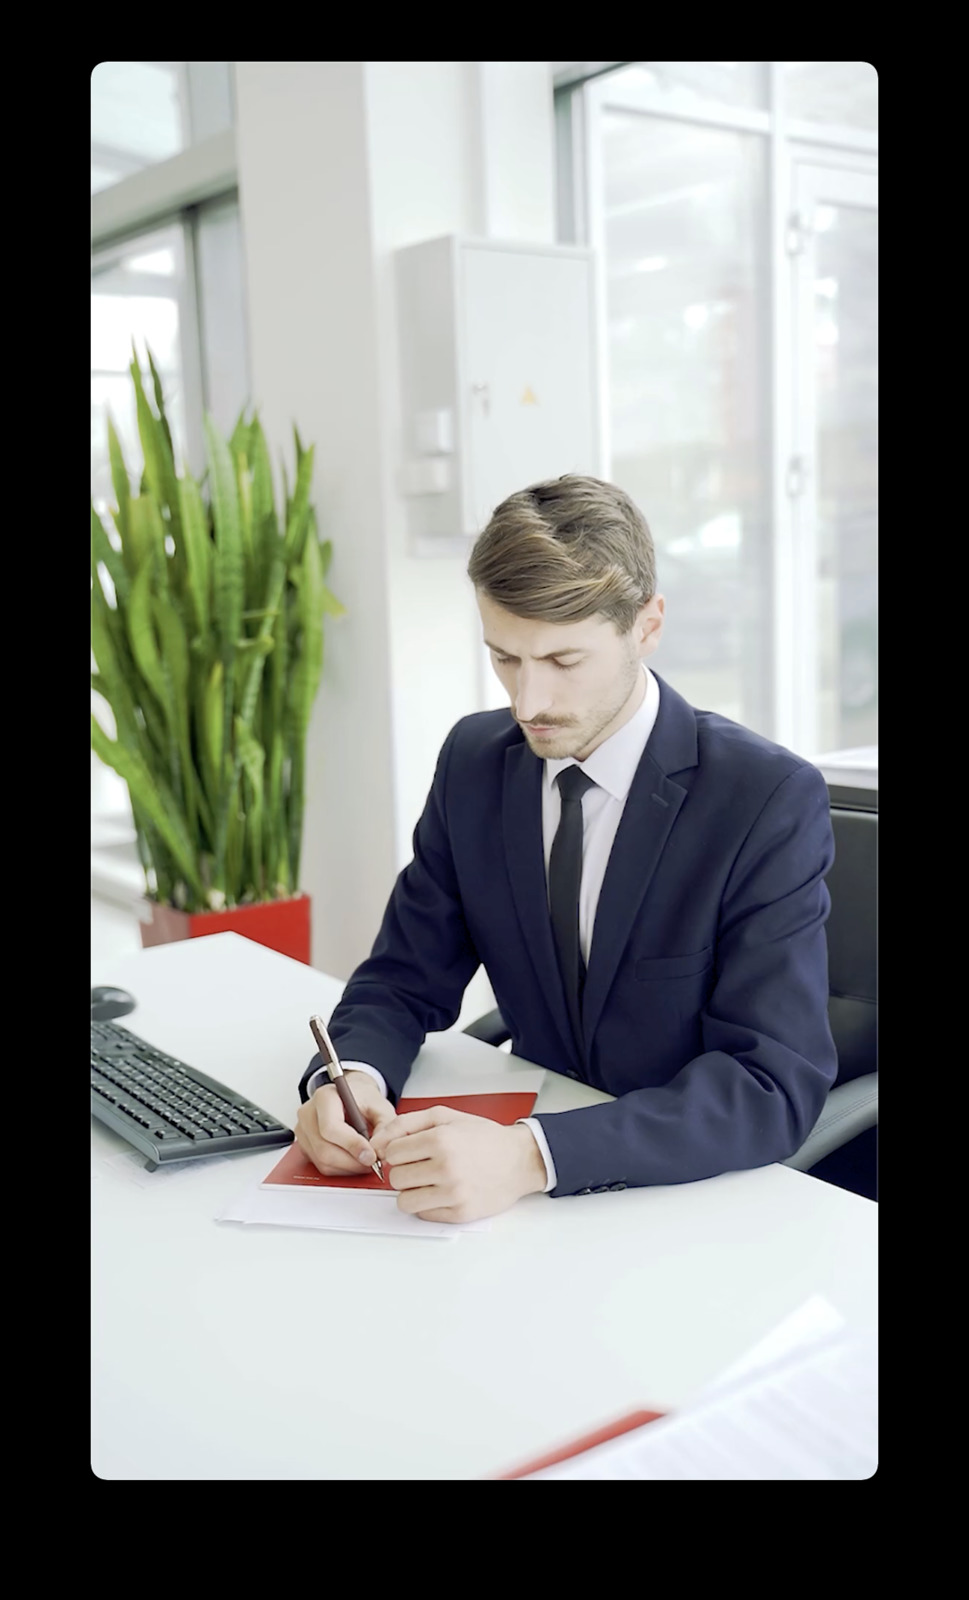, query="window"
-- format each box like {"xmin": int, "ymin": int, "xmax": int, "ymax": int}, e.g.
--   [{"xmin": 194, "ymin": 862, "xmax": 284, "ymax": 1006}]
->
[
  {"xmin": 91, "ymin": 66, "xmax": 248, "ymax": 838},
  {"xmin": 783, "ymin": 62, "xmax": 877, "ymax": 133},
  {"xmin": 91, "ymin": 61, "xmax": 234, "ymax": 195},
  {"xmin": 599, "ymin": 109, "xmax": 770, "ymax": 730},
  {"xmin": 91, "ymin": 223, "xmax": 196, "ymax": 511},
  {"xmin": 561, "ymin": 62, "xmax": 877, "ymax": 758}
]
